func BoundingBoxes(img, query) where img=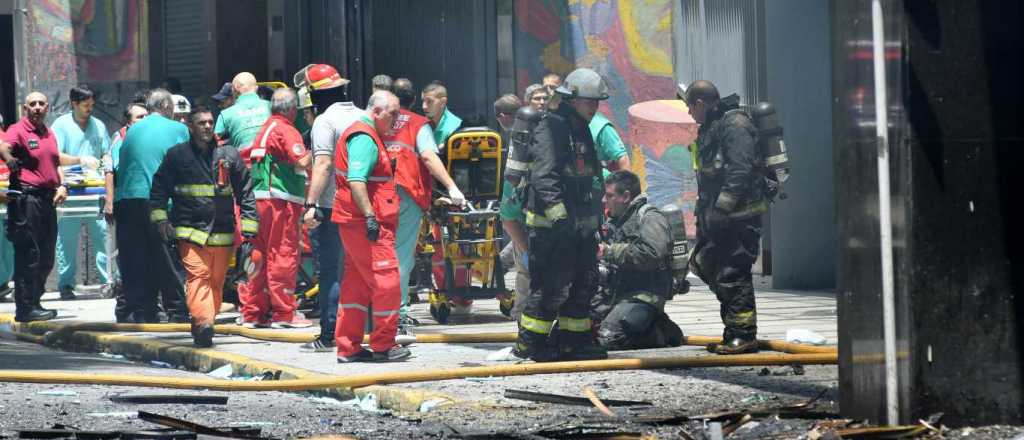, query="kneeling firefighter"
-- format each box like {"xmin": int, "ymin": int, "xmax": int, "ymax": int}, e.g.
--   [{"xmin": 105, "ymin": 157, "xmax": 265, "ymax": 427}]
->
[
  {"xmin": 594, "ymin": 170, "xmax": 684, "ymax": 351},
  {"xmin": 506, "ymin": 68, "xmax": 608, "ymax": 362}
]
